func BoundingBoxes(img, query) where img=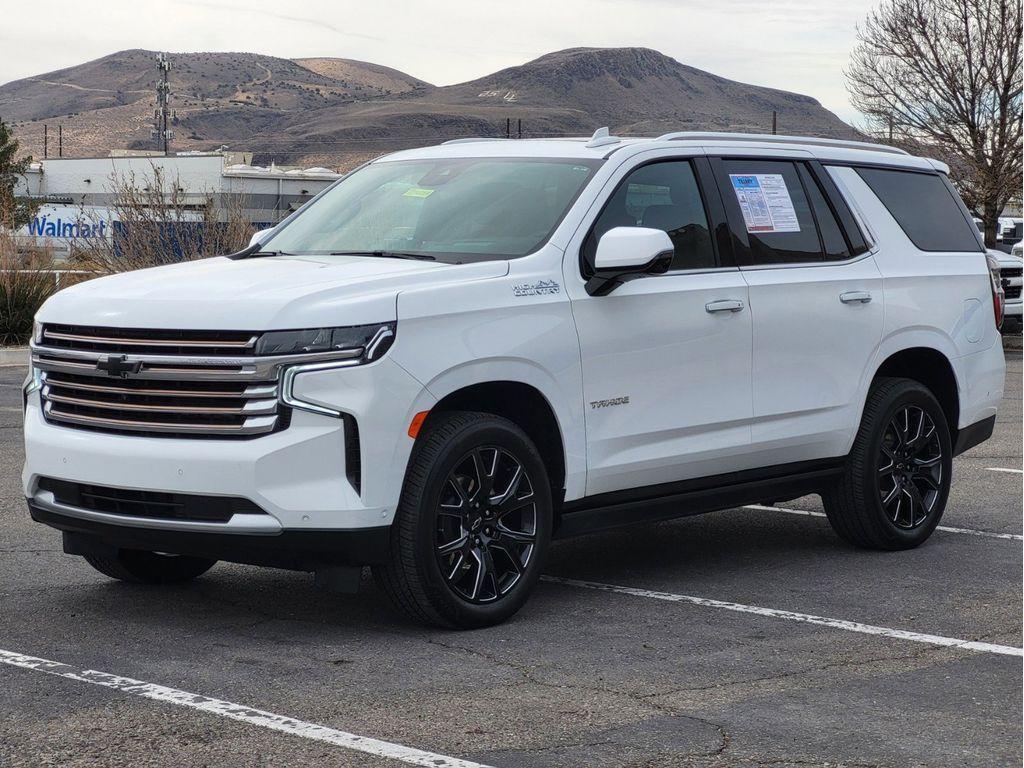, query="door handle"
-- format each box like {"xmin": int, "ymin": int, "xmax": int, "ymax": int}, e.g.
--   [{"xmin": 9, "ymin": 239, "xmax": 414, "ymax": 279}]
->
[
  {"xmin": 840, "ymin": 291, "xmax": 873, "ymax": 304},
  {"xmin": 705, "ymin": 299, "xmax": 745, "ymax": 313}
]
